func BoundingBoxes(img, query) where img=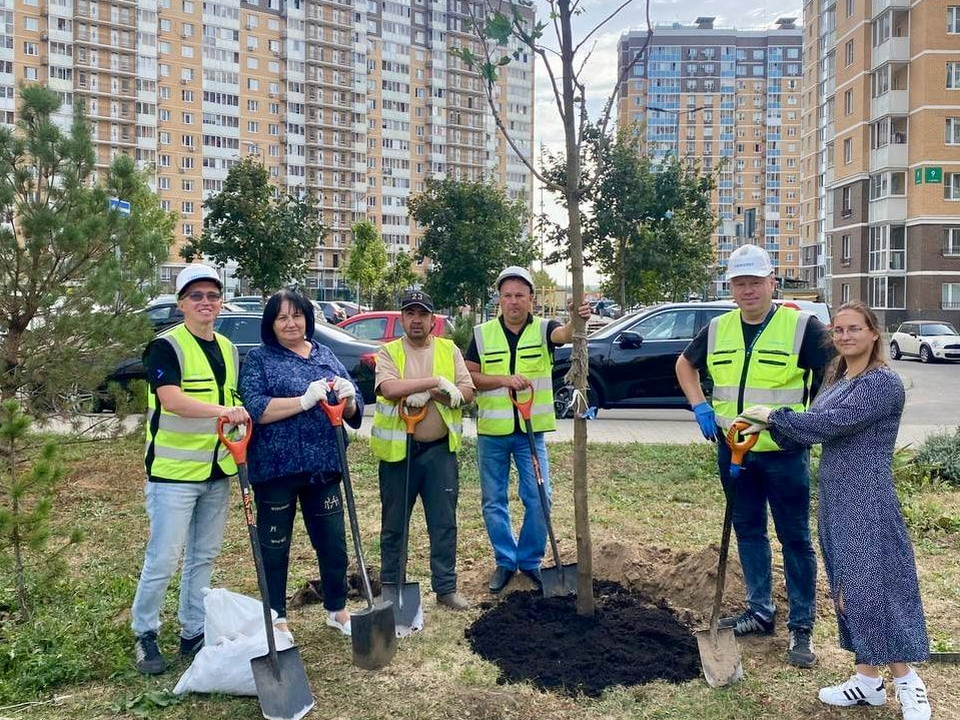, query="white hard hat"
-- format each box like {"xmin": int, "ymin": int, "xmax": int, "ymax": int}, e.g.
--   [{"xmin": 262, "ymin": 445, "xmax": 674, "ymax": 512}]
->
[
  {"xmin": 496, "ymin": 265, "xmax": 534, "ymax": 290},
  {"xmin": 725, "ymin": 244, "xmax": 774, "ymax": 280},
  {"xmin": 176, "ymin": 264, "xmax": 223, "ymax": 296}
]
